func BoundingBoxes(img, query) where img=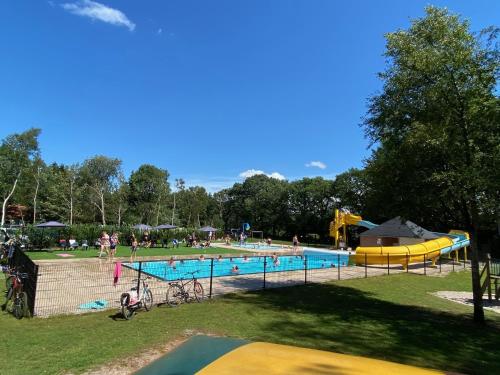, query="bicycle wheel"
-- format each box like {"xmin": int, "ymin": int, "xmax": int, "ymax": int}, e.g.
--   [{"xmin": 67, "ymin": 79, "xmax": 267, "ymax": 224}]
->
[
  {"xmin": 21, "ymin": 292, "xmax": 30, "ymax": 318},
  {"xmin": 121, "ymin": 305, "xmax": 134, "ymax": 320},
  {"xmin": 165, "ymin": 284, "xmax": 183, "ymax": 307},
  {"xmin": 143, "ymin": 289, "xmax": 153, "ymax": 311},
  {"xmin": 13, "ymin": 295, "xmax": 24, "ymax": 320},
  {"xmin": 193, "ymin": 281, "xmax": 204, "ymax": 302},
  {"xmin": 5, "ymin": 275, "xmax": 14, "ymax": 290}
]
